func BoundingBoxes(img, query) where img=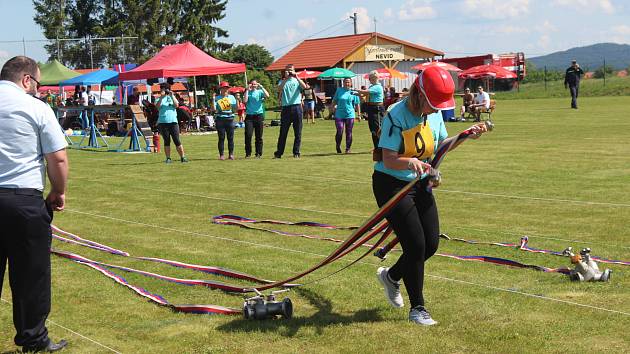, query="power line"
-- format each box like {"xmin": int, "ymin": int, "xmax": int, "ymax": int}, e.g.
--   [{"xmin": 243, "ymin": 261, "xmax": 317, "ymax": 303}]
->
[{"xmin": 269, "ymin": 18, "xmax": 352, "ymax": 54}]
